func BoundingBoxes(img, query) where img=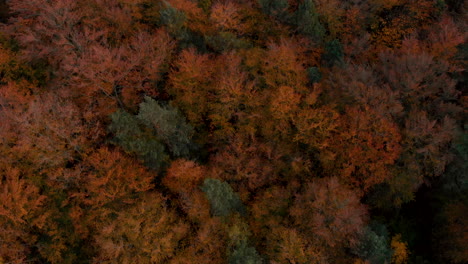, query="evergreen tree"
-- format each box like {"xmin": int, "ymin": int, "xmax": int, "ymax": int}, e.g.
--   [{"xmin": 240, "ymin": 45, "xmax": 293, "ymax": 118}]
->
[
  {"xmin": 229, "ymin": 240, "xmax": 263, "ymax": 264},
  {"xmin": 322, "ymin": 39, "xmax": 344, "ymax": 67},
  {"xmin": 306, "ymin": 66, "xmax": 322, "ymax": 84},
  {"xmin": 353, "ymin": 225, "xmax": 393, "ymax": 264},
  {"xmin": 294, "ymin": 0, "xmax": 325, "ymax": 41},
  {"xmin": 109, "ymin": 109, "xmax": 168, "ymax": 170},
  {"xmin": 137, "ymin": 96, "xmax": 194, "ymax": 158},
  {"xmin": 258, "ymin": 0, "xmax": 289, "ymax": 21},
  {"xmin": 109, "ymin": 97, "xmax": 194, "ymax": 169},
  {"xmin": 201, "ymin": 178, "xmax": 245, "ymax": 217},
  {"xmin": 159, "ymin": 3, "xmax": 189, "ymax": 41}
]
